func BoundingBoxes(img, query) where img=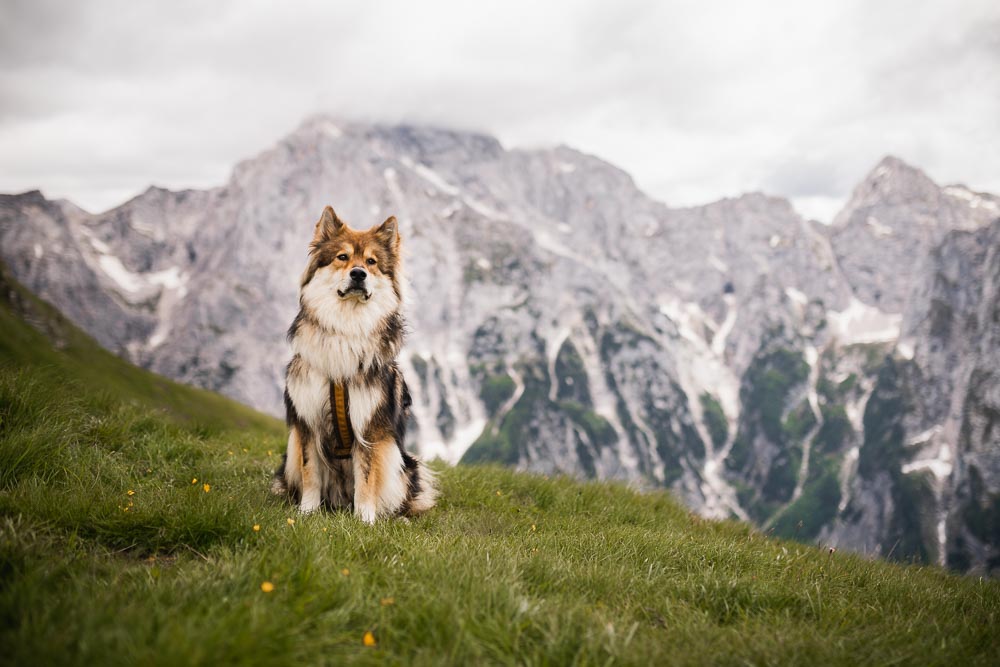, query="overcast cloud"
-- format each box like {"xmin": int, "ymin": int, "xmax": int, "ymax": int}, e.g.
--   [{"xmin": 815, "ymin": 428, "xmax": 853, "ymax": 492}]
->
[{"xmin": 1, "ymin": 0, "xmax": 998, "ymax": 221}]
